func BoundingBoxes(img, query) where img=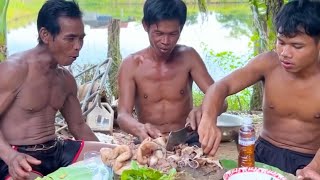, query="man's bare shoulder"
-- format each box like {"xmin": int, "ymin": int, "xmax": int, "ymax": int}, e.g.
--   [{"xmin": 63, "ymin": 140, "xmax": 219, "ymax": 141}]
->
[
  {"xmin": 58, "ymin": 67, "xmax": 78, "ymax": 93},
  {"xmin": 0, "ymin": 53, "xmax": 28, "ymax": 91},
  {"xmin": 249, "ymin": 51, "xmax": 279, "ymax": 73},
  {"xmin": 121, "ymin": 49, "xmax": 147, "ymax": 68},
  {"xmin": 172, "ymin": 45, "xmax": 205, "ymax": 68},
  {"xmin": 174, "ymin": 44, "xmax": 197, "ymax": 54},
  {"xmin": 173, "ymin": 45, "xmax": 201, "ymax": 59},
  {"xmin": 255, "ymin": 50, "xmax": 279, "ymax": 60}
]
